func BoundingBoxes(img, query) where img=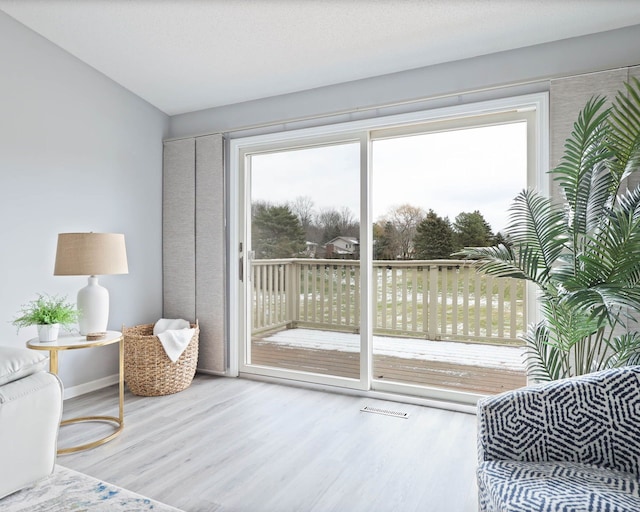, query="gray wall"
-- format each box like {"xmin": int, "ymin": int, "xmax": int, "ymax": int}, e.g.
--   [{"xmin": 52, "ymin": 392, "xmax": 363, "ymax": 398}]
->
[
  {"xmin": 170, "ymin": 24, "xmax": 640, "ymax": 139},
  {"xmin": 0, "ymin": 11, "xmax": 169, "ymax": 394}
]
